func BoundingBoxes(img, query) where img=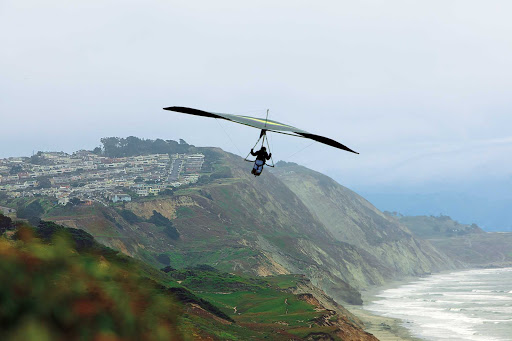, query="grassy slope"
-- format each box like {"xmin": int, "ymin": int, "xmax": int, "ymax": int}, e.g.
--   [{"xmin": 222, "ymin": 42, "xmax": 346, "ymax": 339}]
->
[
  {"xmin": 164, "ymin": 268, "xmax": 377, "ymax": 340},
  {"xmin": 0, "ymin": 219, "xmax": 377, "ymax": 341},
  {"xmin": 45, "ymin": 150, "xmax": 367, "ymax": 304},
  {"xmin": 40, "ymin": 149, "xmax": 460, "ymax": 304}
]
